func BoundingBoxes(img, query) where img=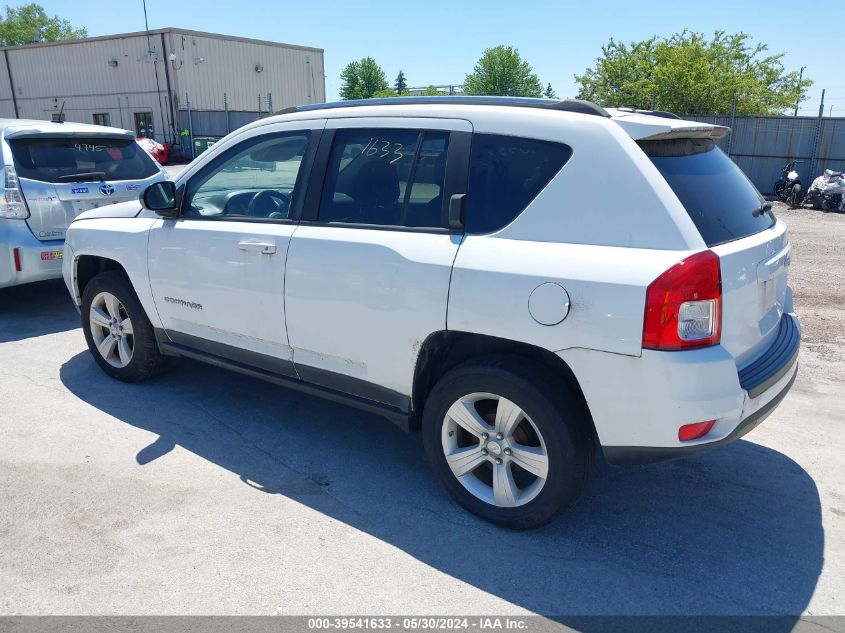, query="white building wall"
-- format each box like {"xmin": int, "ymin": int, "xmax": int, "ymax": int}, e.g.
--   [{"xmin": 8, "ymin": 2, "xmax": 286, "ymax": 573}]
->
[
  {"xmin": 5, "ymin": 33, "xmax": 178, "ymax": 143},
  {"xmin": 0, "ymin": 29, "xmax": 325, "ymax": 144},
  {"xmin": 165, "ymin": 31, "xmax": 324, "ymax": 112}
]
